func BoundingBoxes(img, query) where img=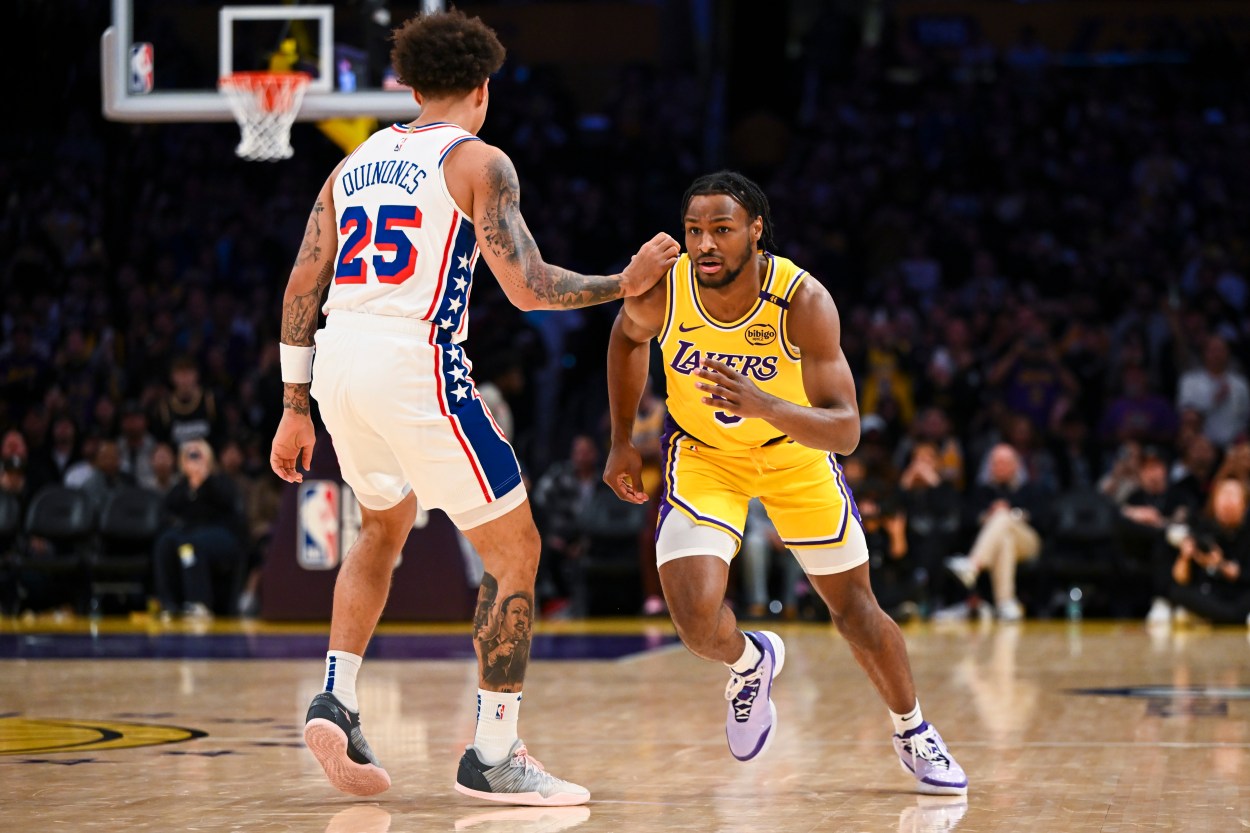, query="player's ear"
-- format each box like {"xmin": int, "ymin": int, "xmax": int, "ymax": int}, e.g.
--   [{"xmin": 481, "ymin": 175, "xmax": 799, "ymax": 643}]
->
[
  {"xmin": 751, "ymin": 215, "xmax": 763, "ymax": 246},
  {"xmin": 477, "ymin": 79, "xmax": 489, "ymax": 106}
]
